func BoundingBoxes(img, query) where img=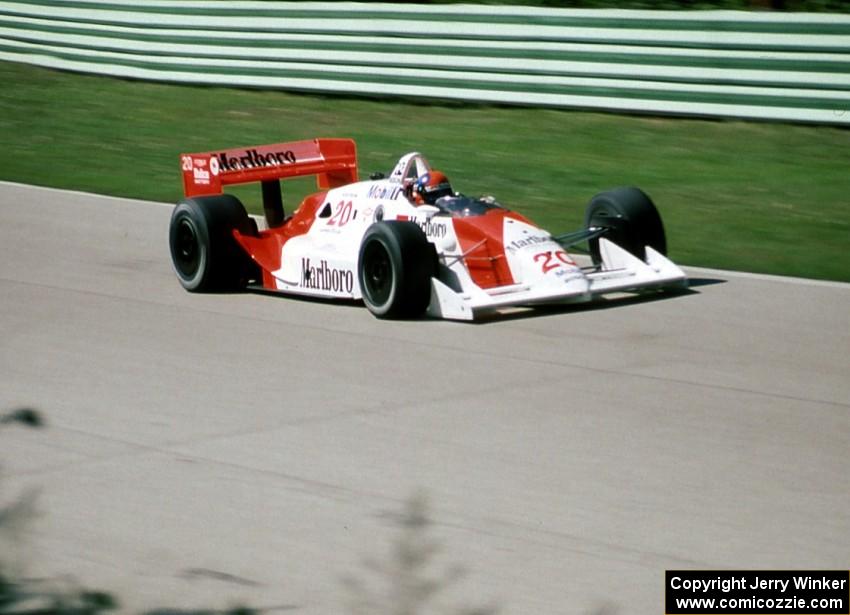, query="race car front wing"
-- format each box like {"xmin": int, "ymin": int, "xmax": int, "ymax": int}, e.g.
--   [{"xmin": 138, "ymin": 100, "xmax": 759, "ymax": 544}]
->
[{"xmin": 427, "ymin": 238, "xmax": 688, "ymax": 321}]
